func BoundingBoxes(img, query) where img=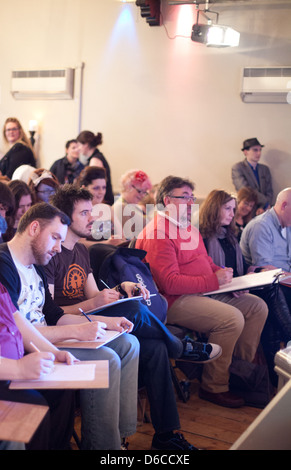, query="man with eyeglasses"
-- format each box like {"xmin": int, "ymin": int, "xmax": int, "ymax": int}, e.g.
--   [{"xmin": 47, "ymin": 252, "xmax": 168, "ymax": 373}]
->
[{"xmin": 136, "ymin": 175, "xmax": 268, "ymax": 409}]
